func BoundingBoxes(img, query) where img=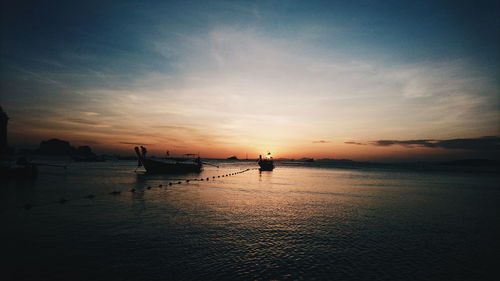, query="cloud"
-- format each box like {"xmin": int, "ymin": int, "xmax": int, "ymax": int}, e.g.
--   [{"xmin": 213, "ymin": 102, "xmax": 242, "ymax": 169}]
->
[
  {"xmin": 313, "ymin": 140, "xmax": 330, "ymax": 144},
  {"xmin": 433, "ymin": 136, "xmax": 499, "ymax": 151},
  {"xmin": 344, "ymin": 141, "xmax": 365, "ymax": 145},
  {"xmin": 83, "ymin": 112, "xmax": 100, "ymax": 116},
  {"xmin": 153, "ymin": 125, "xmax": 198, "ymax": 131},
  {"xmin": 65, "ymin": 118, "xmax": 100, "ymax": 125},
  {"xmin": 372, "ymin": 139, "xmax": 436, "ymax": 147},
  {"xmin": 118, "ymin": 142, "xmax": 155, "ymax": 146},
  {"xmin": 65, "ymin": 118, "xmax": 111, "ymax": 128},
  {"xmin": 346, "ymin": 136, "xmax": 500, "ymax": 152}
]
